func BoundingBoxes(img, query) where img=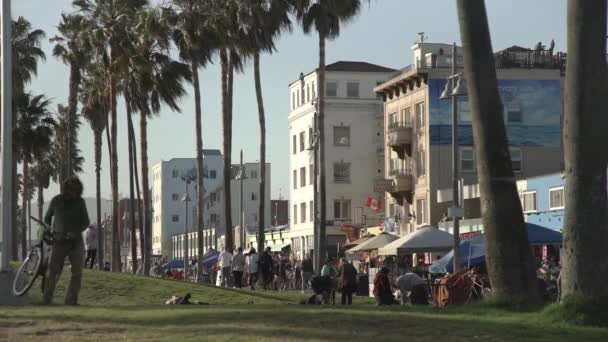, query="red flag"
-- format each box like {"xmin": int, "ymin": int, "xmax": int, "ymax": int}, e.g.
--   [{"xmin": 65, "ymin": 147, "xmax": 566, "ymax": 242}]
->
[{"xmin": 365, "ymin": 197, "xmax": 383, "ymax": 212}]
